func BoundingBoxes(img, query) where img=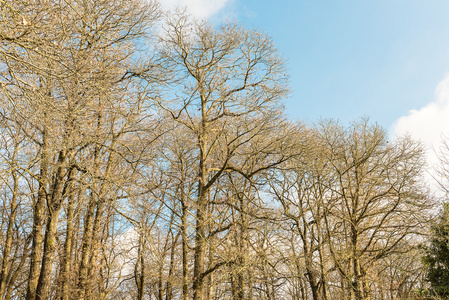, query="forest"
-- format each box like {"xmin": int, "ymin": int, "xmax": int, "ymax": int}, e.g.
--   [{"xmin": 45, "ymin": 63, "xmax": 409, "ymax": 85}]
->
[{"xmin": 0, "ymin": 0, "xmax": 446, "ymax": 299}]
